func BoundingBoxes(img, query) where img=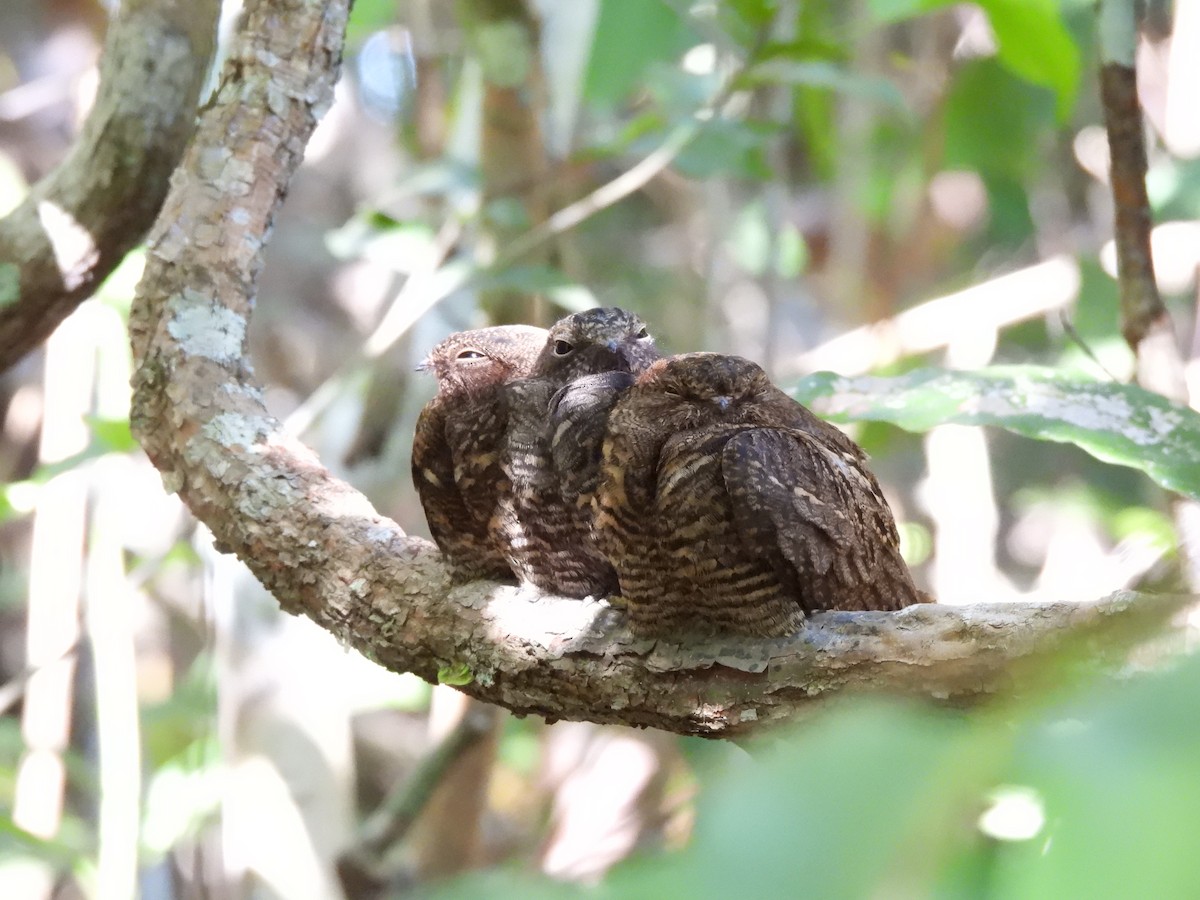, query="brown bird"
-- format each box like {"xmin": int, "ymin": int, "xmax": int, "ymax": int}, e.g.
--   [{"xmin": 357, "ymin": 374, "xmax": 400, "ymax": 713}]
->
[
  {"xmin": 595, "ymin": 352, "xmax": 924, "ymax": 638},
  {"xmin": 501, "ymin": 308, "xmax": 660, "ymax": 597},
  {"xmin": 412, "ymin": 325, "xmax": 548, "ymax": 581}
]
